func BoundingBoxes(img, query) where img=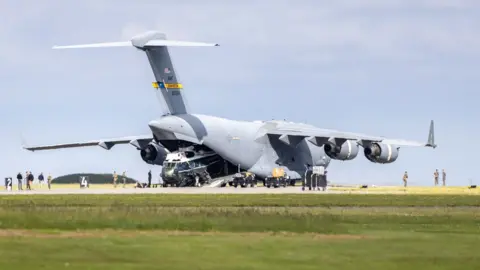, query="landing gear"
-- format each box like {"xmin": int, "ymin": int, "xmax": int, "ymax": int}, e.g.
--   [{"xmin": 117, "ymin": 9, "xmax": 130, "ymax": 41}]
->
[
  {"xmin": 264, "ymin": 167, "xmax": 289, "ymax": 188},
  {"xmin": 265, "ymin": 176, "xmax": 288, "ymax": 188},
  {"xmin": 302, "ymin": 166, "xmax": 328, "ymax": 191},
  {"xmin": 232, "ymin": 172, "xmax": 257, "ymax": 188}
]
